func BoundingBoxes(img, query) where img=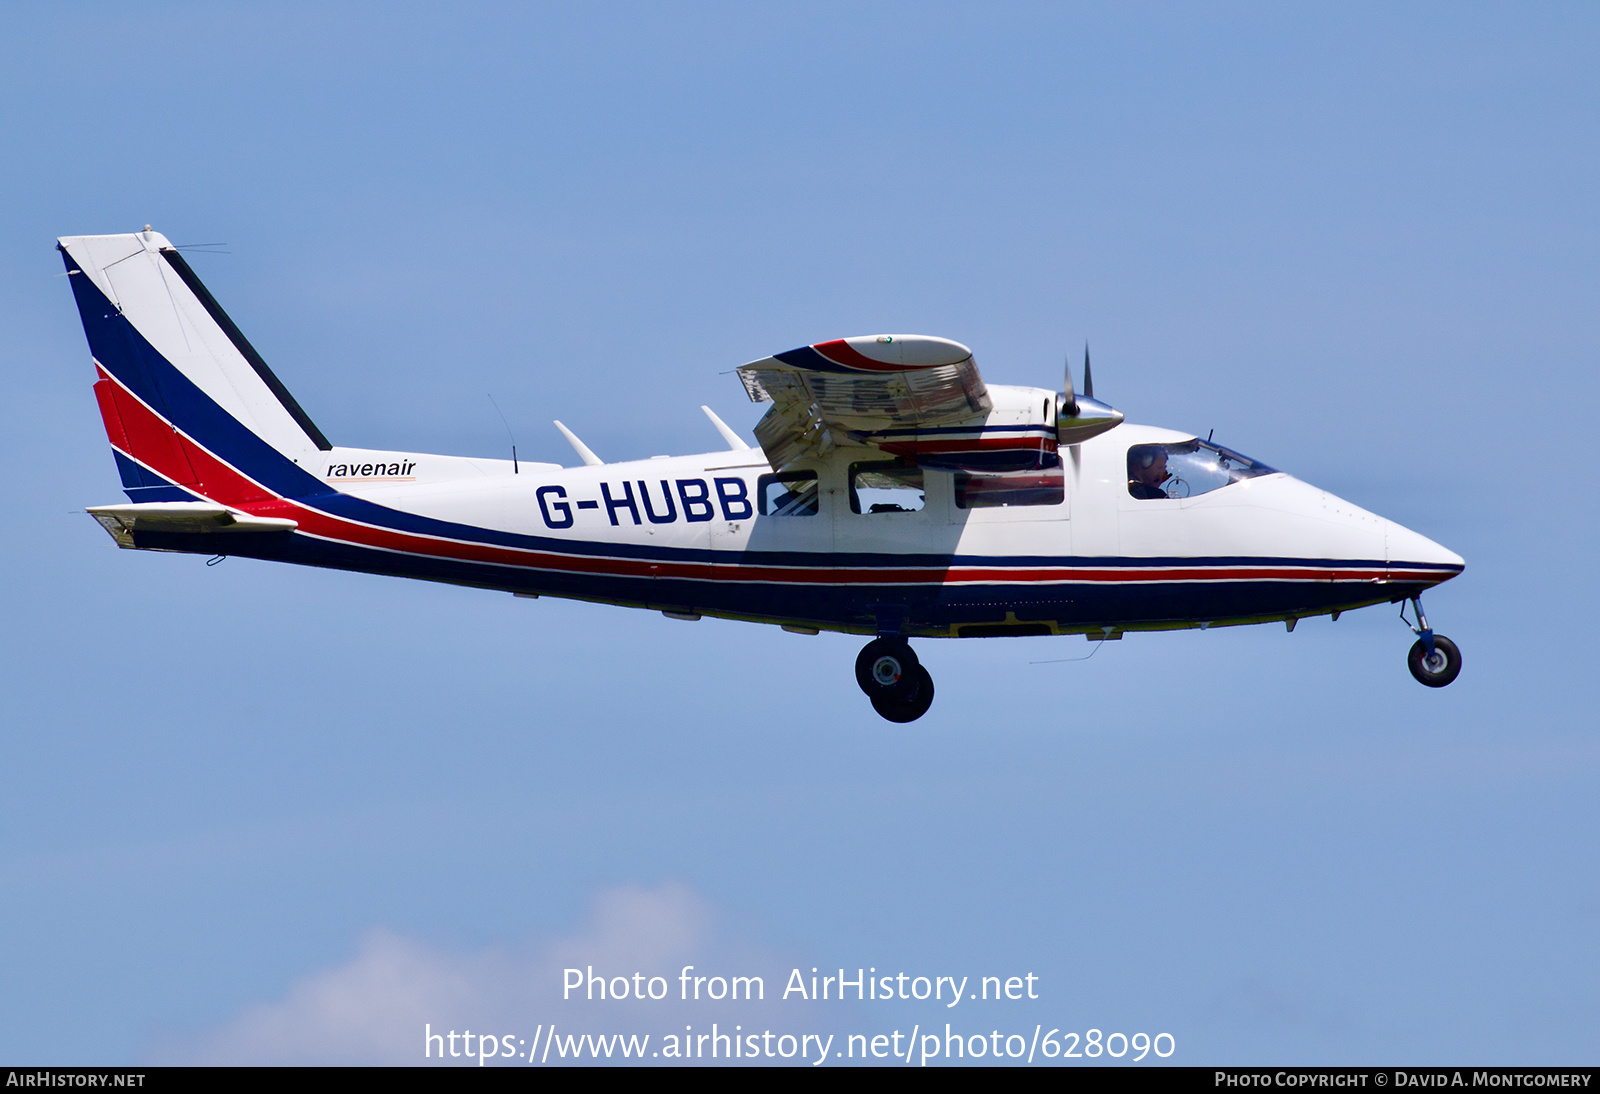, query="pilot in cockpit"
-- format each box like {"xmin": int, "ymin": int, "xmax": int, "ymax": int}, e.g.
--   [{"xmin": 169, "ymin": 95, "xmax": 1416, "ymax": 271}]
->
[{"xmin": 1127, "ymin": 445, "xmax": 1171, "ymax": 500}]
